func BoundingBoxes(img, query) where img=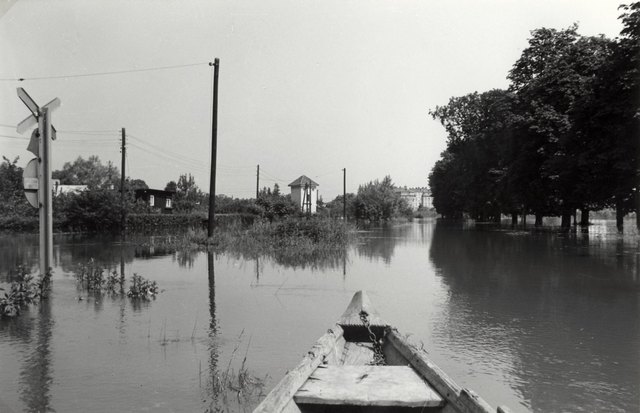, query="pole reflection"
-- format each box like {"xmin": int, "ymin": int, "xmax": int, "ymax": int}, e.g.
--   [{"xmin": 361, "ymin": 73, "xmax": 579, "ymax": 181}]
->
[
  {"xmin": 19, "ymin": 299, "xmax": 54, "ymax": 413},
  {"xmin": 206, "ymin": 250, "xmax": 219, "ymax": 406}
]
